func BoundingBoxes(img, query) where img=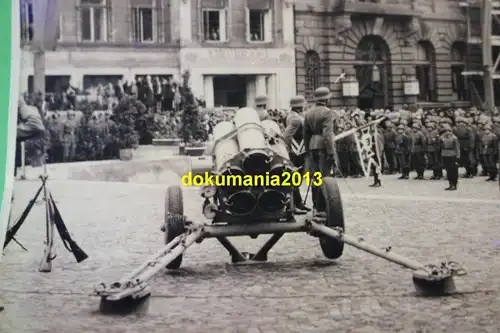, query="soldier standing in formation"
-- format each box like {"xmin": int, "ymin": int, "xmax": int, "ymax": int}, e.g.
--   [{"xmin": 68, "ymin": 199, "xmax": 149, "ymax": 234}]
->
[
  {"xmin": 440, "ymin": 123, "xmax": 460, "ymax": 190},
  {"xmin": 283, "ymin": 95, "xmax": 310, "ymax": 214},
  {"xmin": 62, "ymin": 111, "xmax": 77, "ymax": 162},
  {"xmin": 410, "ymin": 122, "xmax": 427, "ymax": 179},
  {"xmin": 303, "ymin": 87, "xmax": 336, "ymax": 212},
  {"xmin": 255, "ymin": 95, "xmax": 269, "ymax": 121},
  {"xmin": 480, "ymin": 124, "xmax": 498, "ymax": 181},
  {"xmin": 426, "ymin": 120, "xmax": 442, "ymax": 180},
  {"xmin": 453, "ymin": 117, "xmax": 475, "ymax": 178},
  {"xmin": 383, "ymin": 121, "xmax": 396, "ymax": 174},
  {"xmin": 395, "ymin": 124, "xmax": 411, "ymax": 179}
]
